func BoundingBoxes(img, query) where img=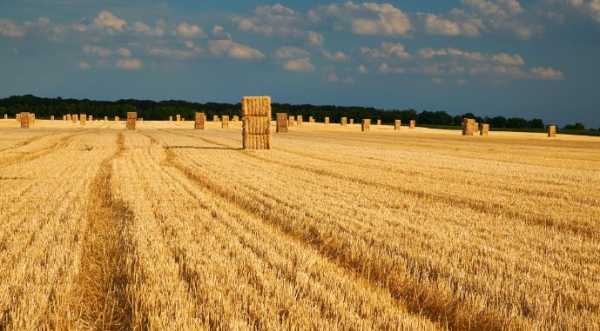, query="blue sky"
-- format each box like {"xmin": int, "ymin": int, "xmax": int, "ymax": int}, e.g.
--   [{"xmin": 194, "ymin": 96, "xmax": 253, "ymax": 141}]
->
[{"xmin": 1, "ymin": 0, "xmax": 599, "ymax": 126}]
